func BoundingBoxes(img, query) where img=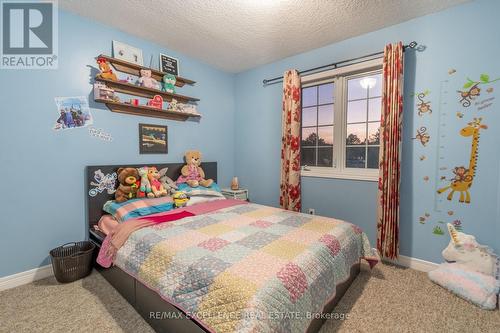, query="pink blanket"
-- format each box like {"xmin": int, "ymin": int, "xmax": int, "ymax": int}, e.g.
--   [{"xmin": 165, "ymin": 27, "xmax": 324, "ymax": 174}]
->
[{"xmin": 97, "ymin": 199, "xmax": 247, "ymax": 268}]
